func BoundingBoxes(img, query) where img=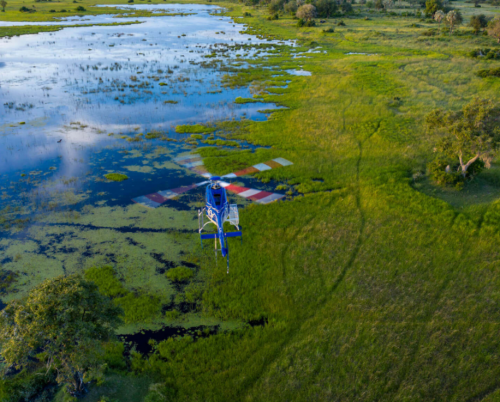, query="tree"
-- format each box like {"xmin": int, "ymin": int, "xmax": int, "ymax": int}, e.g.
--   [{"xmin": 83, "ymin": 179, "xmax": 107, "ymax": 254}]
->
[
  {"xmin": 470, "ymin": 14, "xmax": 488, "ymax": 34},
  {"xmin": 315, "ymin": 0, "xmax": 337, "ymax": 17},
  {"xmin": 0, "ymin": 275, "xmax": 123, "ymax": 397},
  {"xmin": 341, "ymin": 1, "xmax": 353, "ymax": 12},
  {"xmin": 374, "ymin": 0, "xmax": 384, "ymax": 10},
  {"xmin": 425, "ymin": 0, "xmax": 442, "ymax": 16},
  {"xmin": 383, "ymin": 0, "xmax": 394, "ymax": 10},
  {"xmin": 434, "ymin": 9, "xmax": 445, "ymax": 26},
  {"xmin": 0, "ymin": 1, "xmax": 6, "ymax": 12},
  {"xmin": 446, "ymin": 9, "xmax": 463, "ymax": 34},
  {"xmin": 296, "ymin": 4, "xmax": 317, "ymax": 19},
  {"xmin": 487, "ymin": 17, "xmax": 500, "ymax": 43},
  {"xmin": 426, "ymin": 98, "xmax": 500, "ymax": 178},
  {"xmin": 268, "ymin": 0, "xmax": 284, "ymax": 13},
  {"xmin": 284, "ymin": 0, "xmax": 298, "ymax": 14}
]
